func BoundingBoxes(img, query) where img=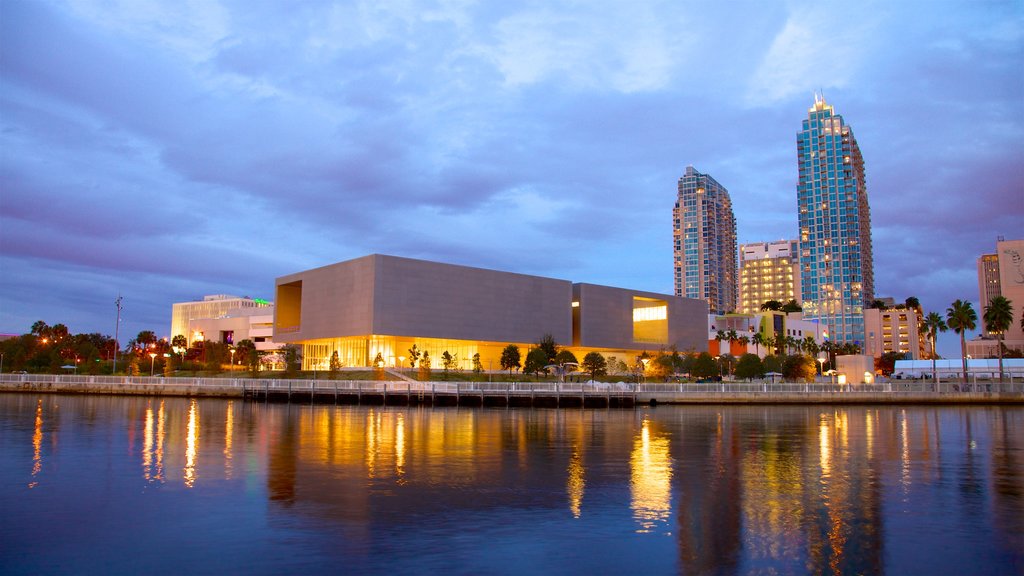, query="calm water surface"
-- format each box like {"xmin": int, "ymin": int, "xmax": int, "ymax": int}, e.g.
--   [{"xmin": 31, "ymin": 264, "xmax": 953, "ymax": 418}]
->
[{"xmin": 1, "ymin": 394, "xmax": 1021, "ymax": 575}]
